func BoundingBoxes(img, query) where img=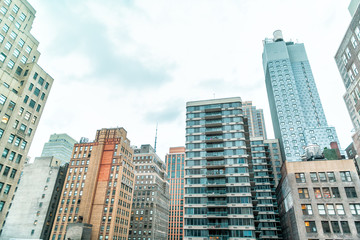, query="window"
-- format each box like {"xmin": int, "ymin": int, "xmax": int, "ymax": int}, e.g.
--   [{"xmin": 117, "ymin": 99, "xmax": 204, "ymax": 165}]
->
[
  {"xmin": 327, "ymin": 172, "xmax": 336, "ymax": 182},
  {"xmin": 10, "ymin": 169, "xmax": 16, "ymax": 178},
  {"xmin": 8, "ymin": 151, "xmax": 15, "ymax": 161},
  {"xmin": 19, "ymin": 13, "xmax": 26, "ymax": 21},
  {"xmin": 36, "ymin": 104, "xmax": 41, "ymax": 112},
  {"xmin": 295, "ymin": 173, "xmax": 306, "ymax": 183},
  {"xmin": 4, "ymin": 0, "xmax": 11, "ymax": 6},
  {"xmin": 298, "ymin": 188, "xmax": 309, "ymax": 199},
  {"xmin": 310, "ymin": 172, "xmax": 318, "ymax": 182},
  {"xmin": 314, "ymin": 188, "xmax": 322, "ymax": 198},
  {"xmin": 15, "ymin": 154, "xmax": 21, "ymax": 163},
  {"xmin": 8, "ymin": 101, "xmax": 15, "ymax": 111},
  {"xmin": 20, "ymin": 55, "xmax": 27, "ymax": 64},
  {"xmin": 346, "ymin": 47, "xmax": 352, "ymax": 58},
  {"xmin": 353, "ymin": 64, "xmax": 359, "ymax": 76},
  {"xmin": 34, "ymin": 88, "xmax": 40, "ymax": 96},
  {"xmin": 9, "ymin": 31, "xmax": 16, "ymax": 40},
  {"xmin": 5, "ymin": 42, "xmax": 12, "ymax": 51},
  {"xmin": 41, "ymin": 93, "xmax": 45, "ymax": 100},
  {"xmin": 0, "ymin": 52, "xmax": 6, "ymax": 62},
  {"xmin": 350, "ymin": 204, "xmax": 360, "ymax": 215},
  {"xmin": 0, "ymin": 7, "xmax": 7, "ymax": 15},
  {"xmin": 2, "ymin": 24, "xmax": 9, "ymax": 33},
  {"xmin": 2, "ymin": 114, "xmax": 10, "ymax": 124},
  {"xmin": 24, "ymin": 111, "xmax": 31, "ymax": 120},
  {"xmin": 7, "ymin": 60, "xmax": 14, "ymax": 69},
  {"xmin": 321, "ymin": 221, "xmax": 331, "ymax": 234},
  {"xmin": 331, "ymin": 187, "xmax": 340, "ymax": 198},
  {"xmin": 25, "ymin": 45, "xmax": 31, "ymax": 54},
  {"xmin": 0, "ymin": 129, "xmax": 3, "ymax": 138},
  {"xmin": 326, "ymin": 204, "xmax": 335, "ymax": 215},
  {"xmin": 29, "ymin": 99, "xmax": 35, "ymax": 108},
  {"xmin": 355, "ymin": 222, "xmax": 360, "ymax": 233},
  {"xmin": 352, "ymin": 35, "xmax": 358, "ymax": 48},
  {"xmin": 301, "ymin": 204, "xmax": 313, "ymax": 215},
  {"xmin": 20, "ymin": 140, "xmax": 27, "ymax": 150},
  {"xmin": 0, "ymin": 201, "xmax": 4, "ymax": 211},
  {"xmin": 38, "ymin": 77, "xmax": 44, "ymax": 86},
  {"xmin": 318, "ymin": 172, "xmax": 327, "ymax": 182},
  {"xmin": 12, "ymin": 4, "xmax": 19, "ymax": 13},
  {"xmin": 45, "ymin": 82, "xmax": 49, "ymax": 90},
  {"xmin": 18, "ymin": 38, "xmax": 24, "ymax": 48},
  {"xmin": 0, "ymin": 94, "xmax": 6, "ymax": 105},
  {"xmin": 336, "ymin": 204, "xmax": 345, "ymax": 215},
  {"xmin": 331, "ymin": 221, "xmax": 341, "ymax": 233},
  {"xmin": 345, "ymin": 187, "xmax": 357, "ymax": 198},
  {"xmin": 340, "ymin": 171, "xmax": 352, "ymax": 182},
  {"xmin": 8, "ymin": 134, "xmax": 14, "ymax": 143},
  {"xmin": 3, "ymin": 184, "xmax": 10, "ymax": 194},
  {"xmin": 318, "ymin": 204, "xmax": 326, "ymax": 215},
  {"xmin": 322, "ymin": 187, "xmax": 331, "ymax": 198},
  {"xmin": 2, "ymin": 148, "xmax": 9, "ymax": 158},
  {"xmin": 305, "ymin": 221, "xmax": 317, "ymax": 233},
  {"xmin": 0, "ymin": 34, "xmax": 3, "ymax": 43}
]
